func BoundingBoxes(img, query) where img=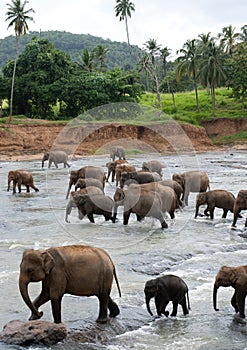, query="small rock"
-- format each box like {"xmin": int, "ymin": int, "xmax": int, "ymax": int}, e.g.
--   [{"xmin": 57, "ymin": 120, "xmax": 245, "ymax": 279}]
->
[{"xmin": 0, "ymin": 319, "xmax": 67, "ymax": 346}]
